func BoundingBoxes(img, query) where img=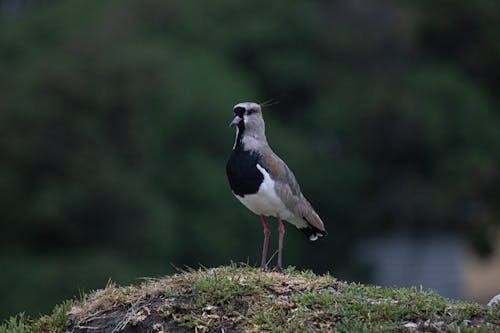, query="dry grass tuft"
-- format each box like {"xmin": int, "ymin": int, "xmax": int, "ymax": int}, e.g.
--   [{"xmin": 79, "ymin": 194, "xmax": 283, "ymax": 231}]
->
[{"xmin": 67, "ymin": 264, "xmax": 341, "ymax": 332}]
